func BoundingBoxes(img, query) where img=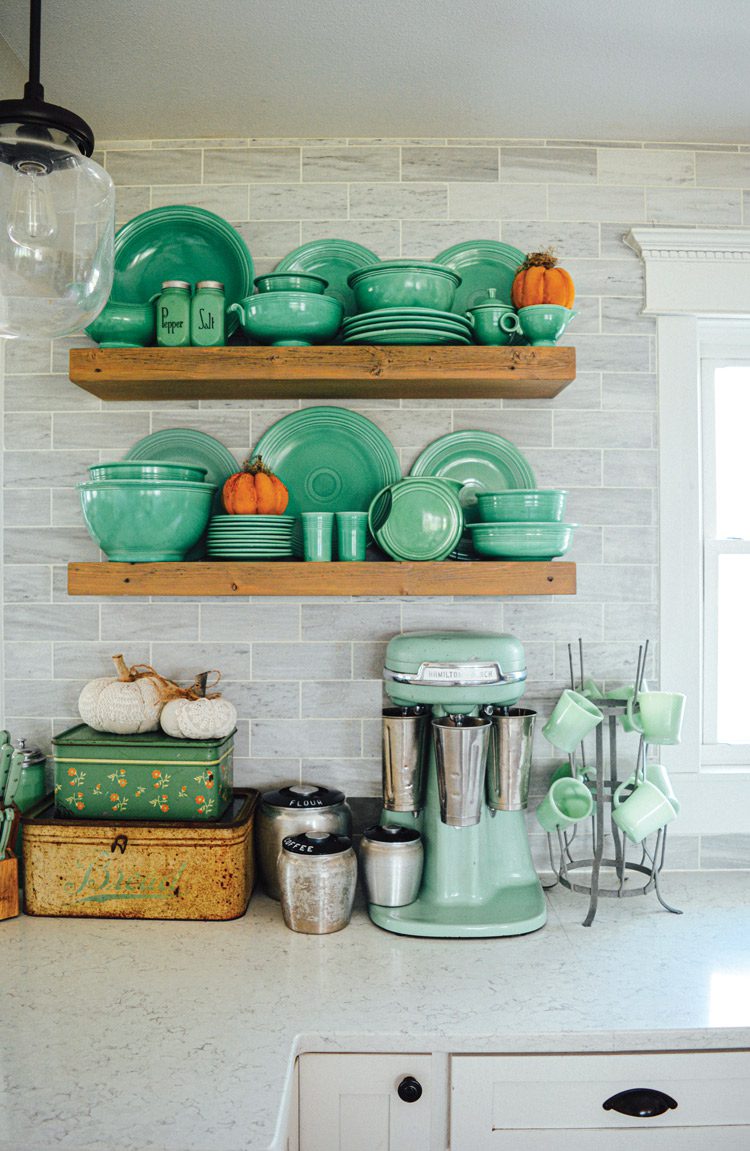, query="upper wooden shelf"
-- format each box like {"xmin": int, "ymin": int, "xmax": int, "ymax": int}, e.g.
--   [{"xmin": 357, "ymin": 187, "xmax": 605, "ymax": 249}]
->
[
  {"xmin": 68, "ymin": 345, "xmax": 576, "ymax": 402},
  {"xmin": 67, "ymin": 561, "xmax": 576, "ymax": 598}
]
